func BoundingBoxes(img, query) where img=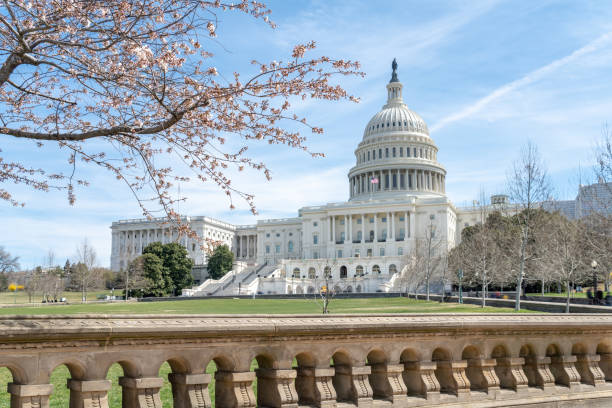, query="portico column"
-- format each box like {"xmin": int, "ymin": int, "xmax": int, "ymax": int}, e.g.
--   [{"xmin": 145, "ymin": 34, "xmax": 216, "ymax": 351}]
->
[
  {"xmin": 409, "ymin": 212, "xmax": 415, "ymax": 239},
  {"xmin": 374, "ymin": 214, "xmax": 378, "ymax": 242},
  {"xmin": 361, "ymin": 215, "xmax": 365, "ymax": 244},
  {"xmin": 386, "ymin": 212, "xmax": 390, "ymax": 241},
  {"xmin": 332, "ymin": 216, "xmax": 336, "ymax": 244},
  {"xmin": 344, "ymin": 215, "xmax": 348, "ymax": 243},
  {"xmin": 348, "ymin": 215, "xmax": 352, "ymax": 243},
  {"xmin": 391, "ymin": 213, "xmax": 395, "ymax": 240},
  {"xmin": 404, "ymin": 212, "xmax": 408, "ymax": 241}
]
